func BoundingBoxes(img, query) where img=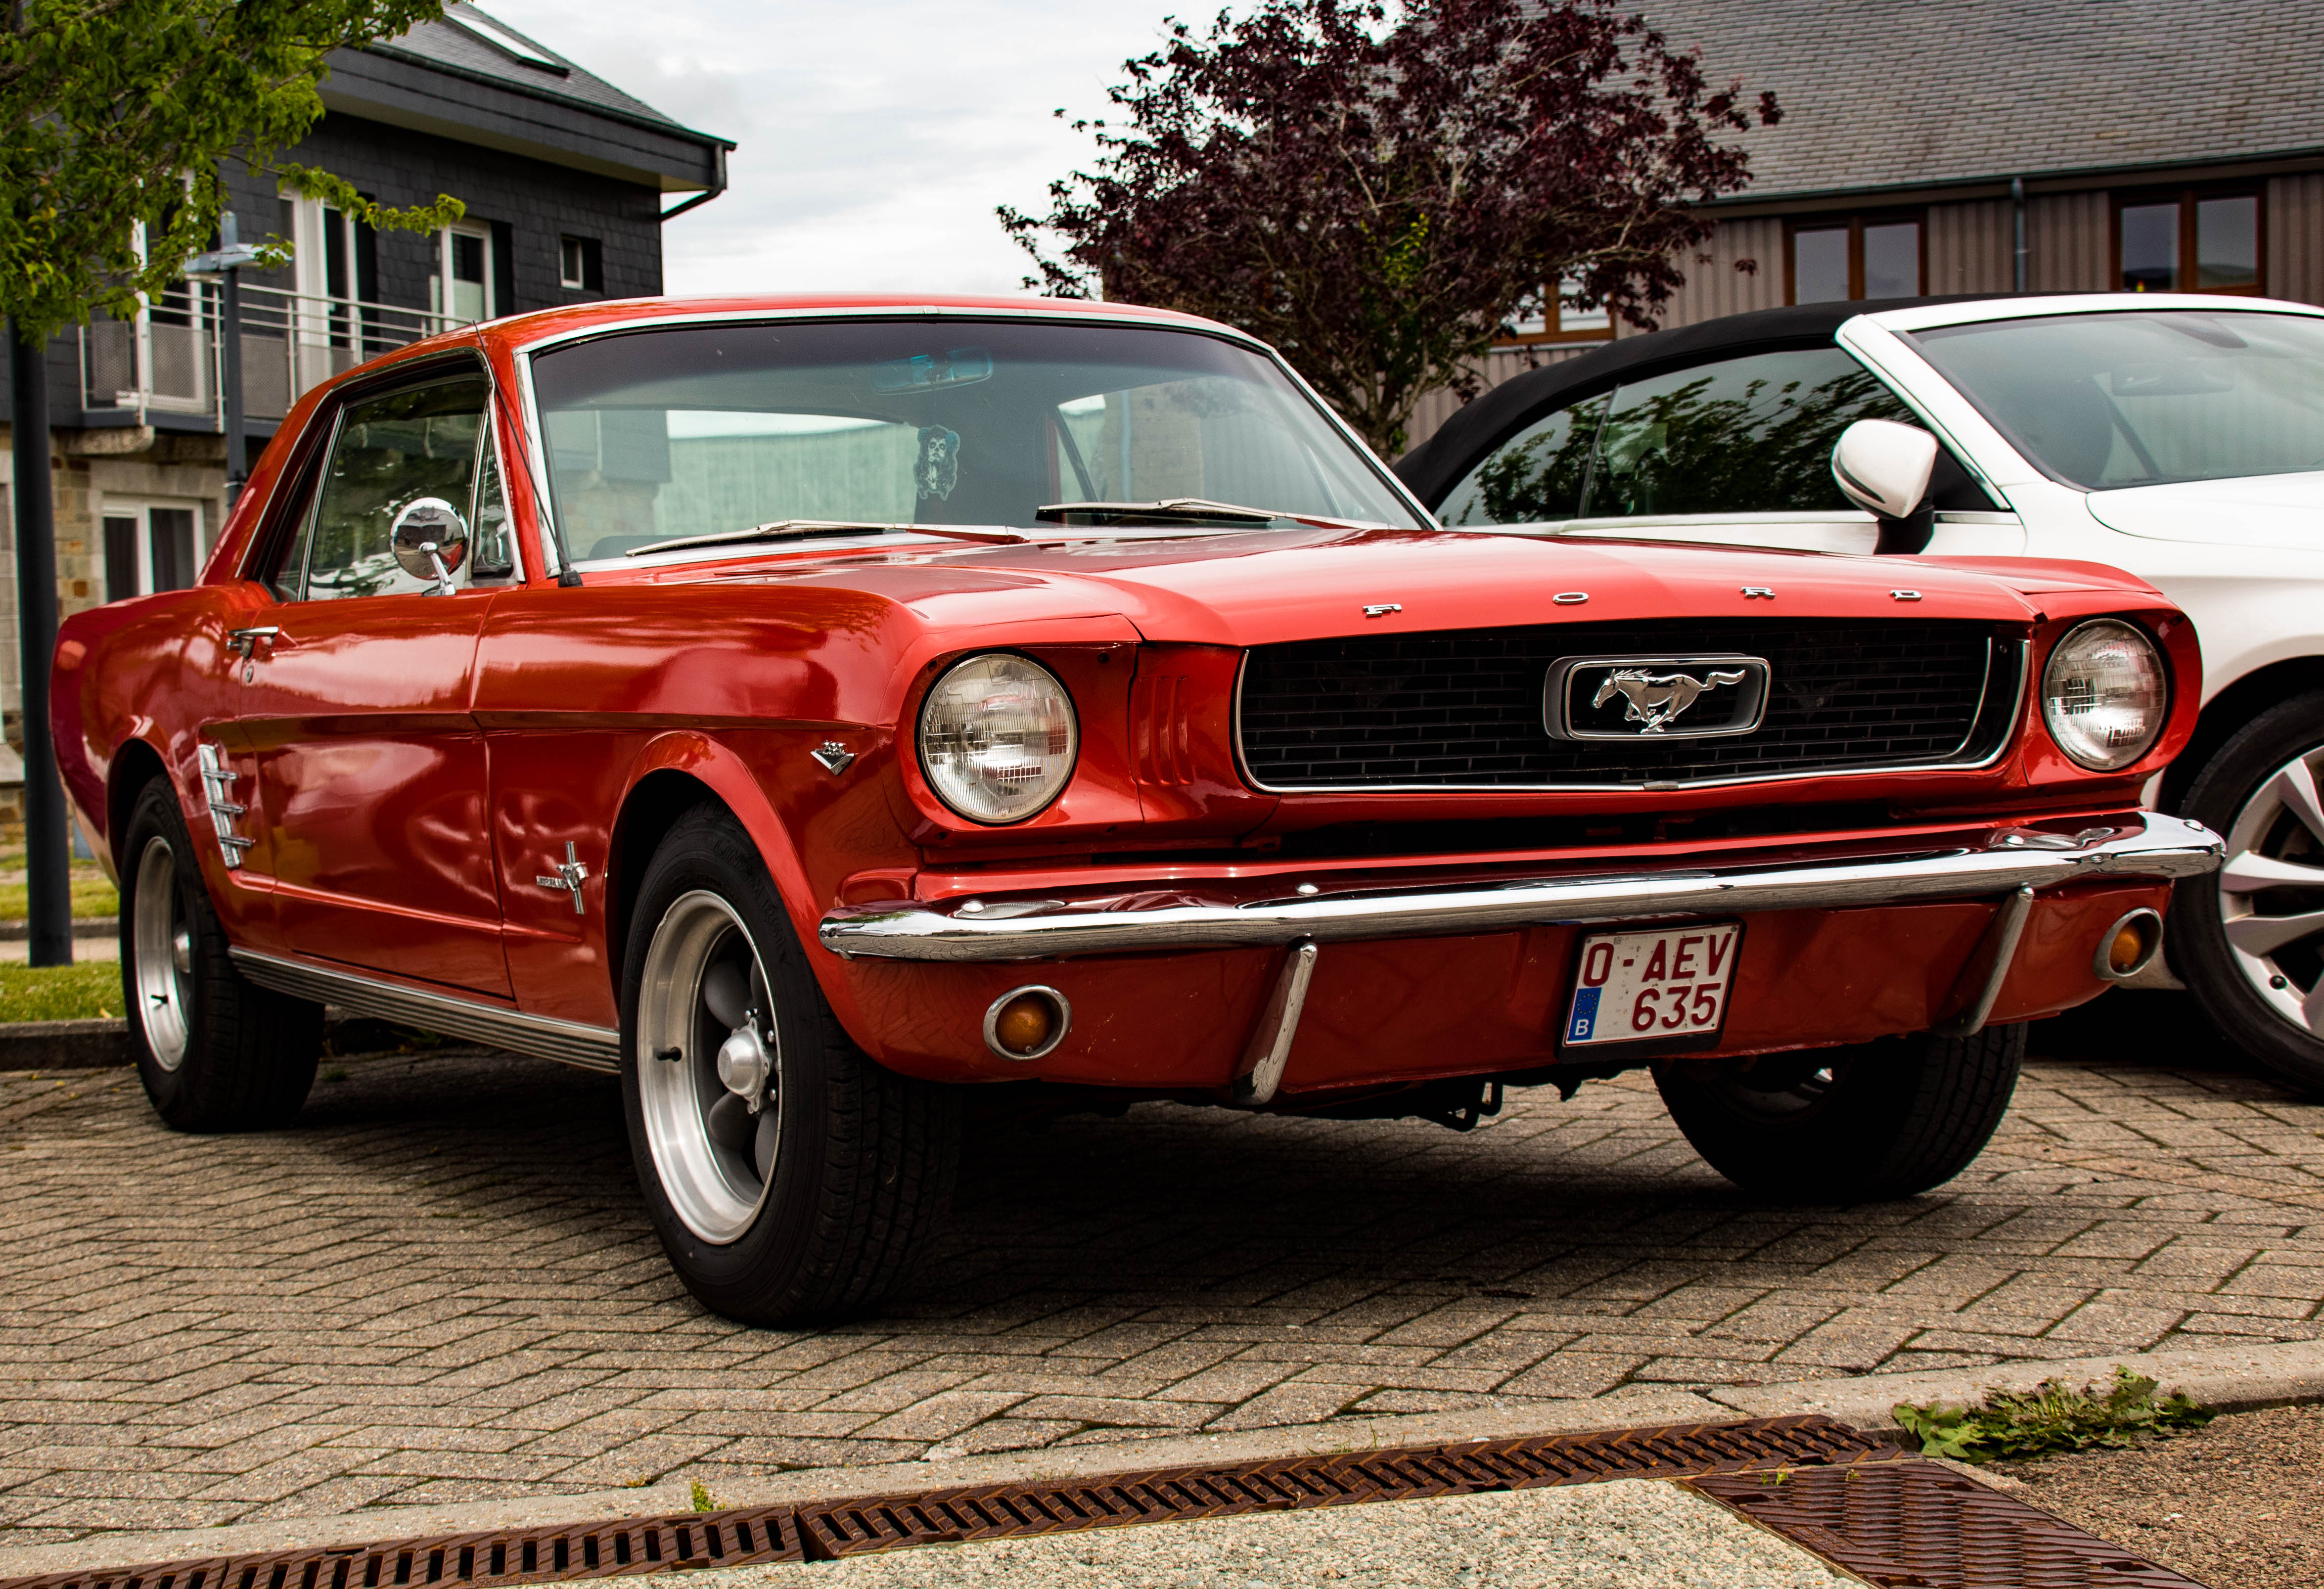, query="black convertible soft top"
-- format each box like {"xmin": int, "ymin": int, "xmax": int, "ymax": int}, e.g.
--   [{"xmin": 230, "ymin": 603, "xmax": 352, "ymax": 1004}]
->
[{"xmin": 1392, "ymin": 296, "xmax": 1999, "ymax": 508}]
